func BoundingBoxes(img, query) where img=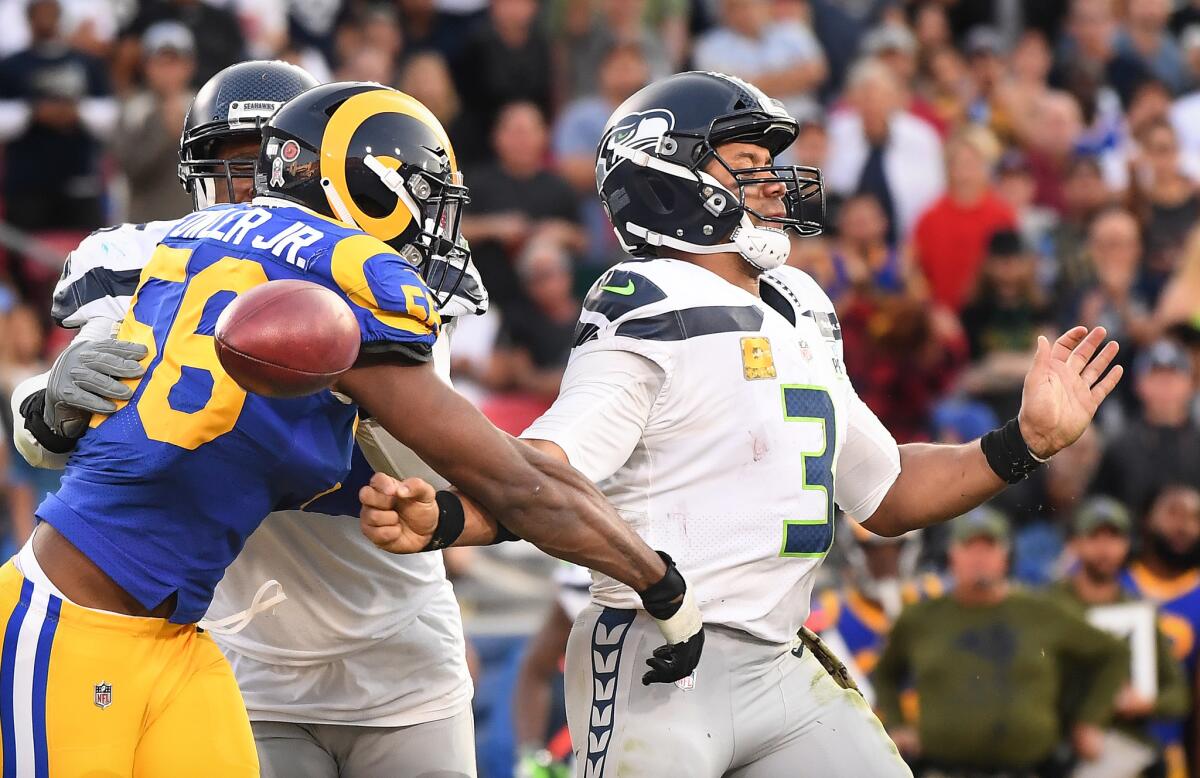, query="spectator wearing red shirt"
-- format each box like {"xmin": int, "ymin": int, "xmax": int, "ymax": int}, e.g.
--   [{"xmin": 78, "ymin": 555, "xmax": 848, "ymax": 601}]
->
[{"xmin": 911, "ymin": 125, "xmax": 1016, "ymax": 312}]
